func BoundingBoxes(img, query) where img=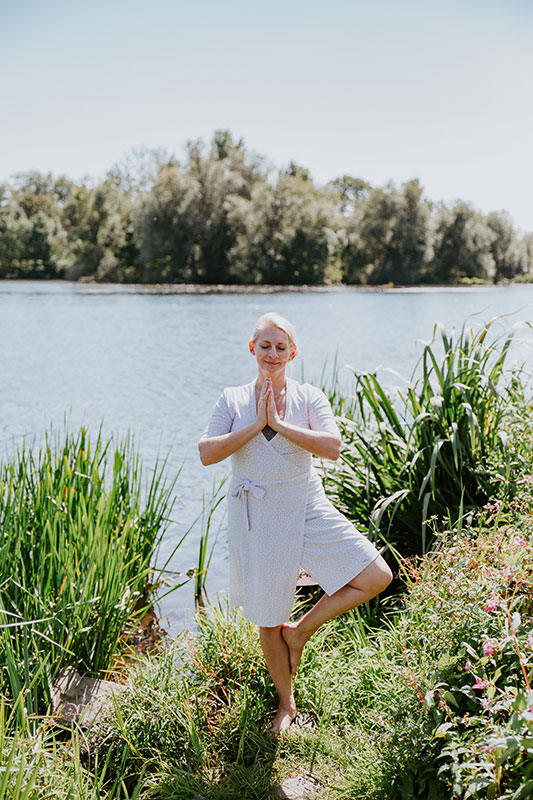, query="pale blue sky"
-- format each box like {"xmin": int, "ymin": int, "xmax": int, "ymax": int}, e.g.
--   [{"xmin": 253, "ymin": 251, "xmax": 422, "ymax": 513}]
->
[{"xmin": 2, "ymin": 0, "xmax": 532, "ymax": 230}]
